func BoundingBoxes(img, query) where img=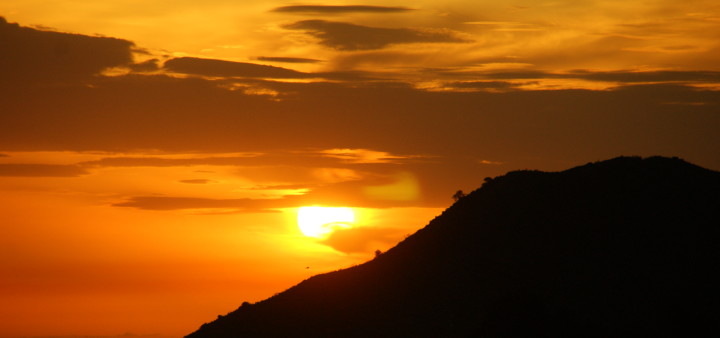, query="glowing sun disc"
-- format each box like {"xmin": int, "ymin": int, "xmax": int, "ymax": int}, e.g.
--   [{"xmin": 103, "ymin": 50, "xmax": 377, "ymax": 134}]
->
[{"xmin": 297, "ymin": 206, "xmax": 354, "ymax": 238}]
